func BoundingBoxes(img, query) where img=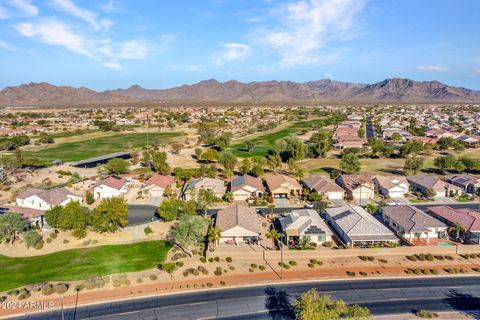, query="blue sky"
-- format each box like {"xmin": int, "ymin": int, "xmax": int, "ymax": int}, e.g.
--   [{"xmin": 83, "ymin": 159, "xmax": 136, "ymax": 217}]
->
[{"xmin": 0, "ymin": 0, "xmax": 479, "ymax": 90}]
